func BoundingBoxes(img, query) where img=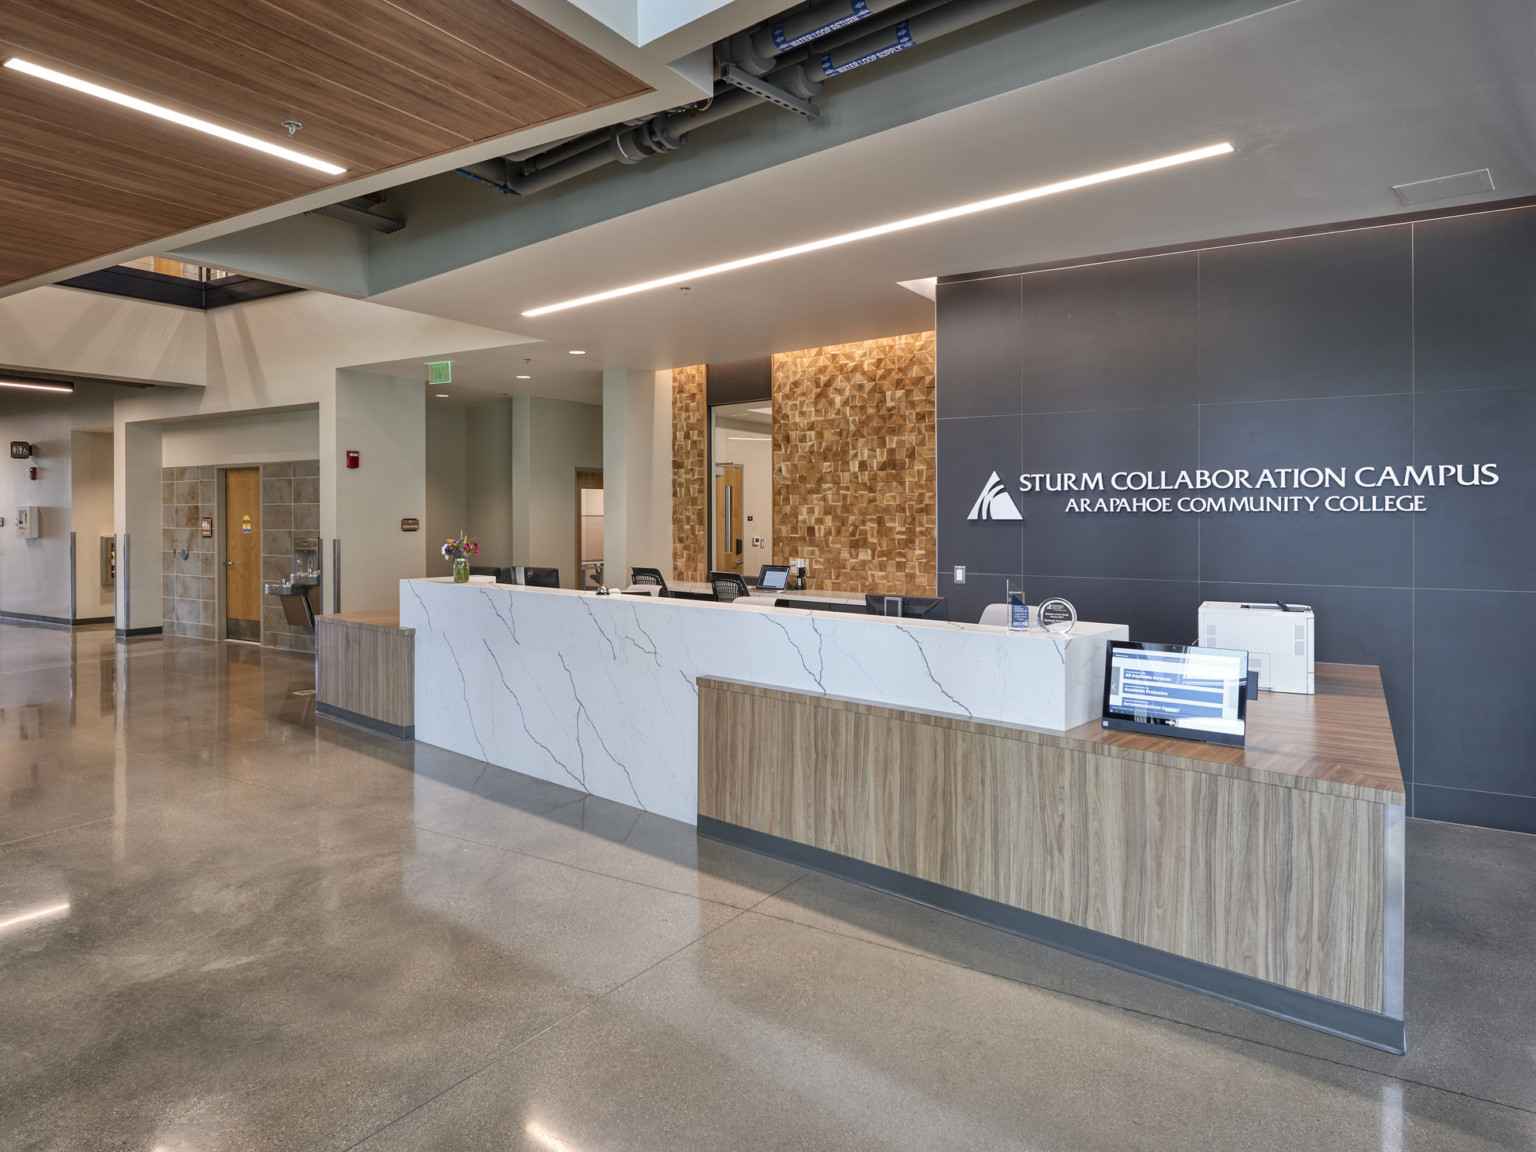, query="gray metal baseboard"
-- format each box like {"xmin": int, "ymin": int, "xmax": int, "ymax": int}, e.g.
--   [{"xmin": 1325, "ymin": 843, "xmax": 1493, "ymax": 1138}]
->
[
  {"xmin": 698, "ymin": 815, "xmax": 1407, "ymax": 1054},
  {"xmin": 316, "ymin": 701, "xmax": 414, "ymax": 741}
]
